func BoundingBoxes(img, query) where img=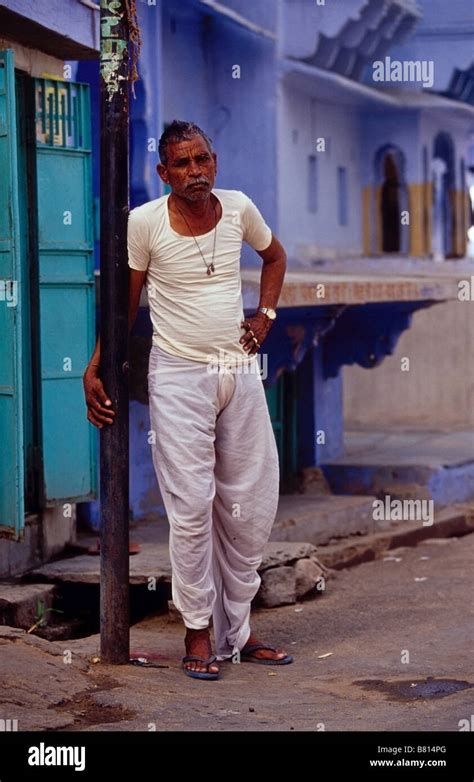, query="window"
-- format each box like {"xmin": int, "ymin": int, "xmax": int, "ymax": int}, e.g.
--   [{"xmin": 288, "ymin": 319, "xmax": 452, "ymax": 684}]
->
[
  {"xmin": 337, "ymin": 166, "xmax": 348, "ymax": 226},
  {"xmin": 307, "ymin": 154, "xmax": 318, "ymax": 214}
]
